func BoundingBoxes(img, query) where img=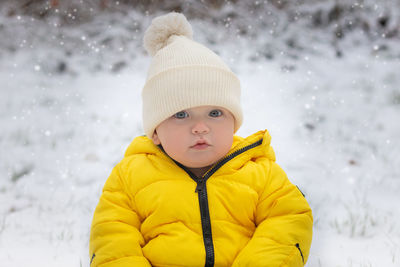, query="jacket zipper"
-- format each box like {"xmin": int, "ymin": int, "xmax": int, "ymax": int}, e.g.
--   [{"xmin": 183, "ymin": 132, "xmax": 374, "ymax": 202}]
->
[
  {"xmin": 295, "ymin": 243, "xmax": 304, "ymax": 263},
  {"xmin": 90, "ymin": 253, "xmax": 95, "ymax": 265},
  {"xmin": 177, "ymin": 138, "xmax": 263, "ymax": 267}
]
